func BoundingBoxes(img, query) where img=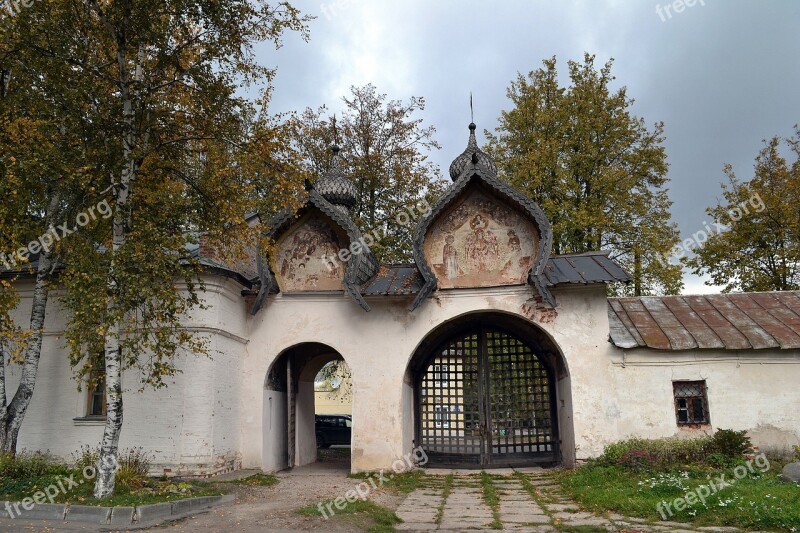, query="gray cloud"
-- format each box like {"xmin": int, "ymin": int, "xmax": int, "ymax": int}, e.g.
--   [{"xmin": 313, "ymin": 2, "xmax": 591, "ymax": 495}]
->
[{"xmin": 259, "ymin": 0, "xmax": 800, "ymax": 294}]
